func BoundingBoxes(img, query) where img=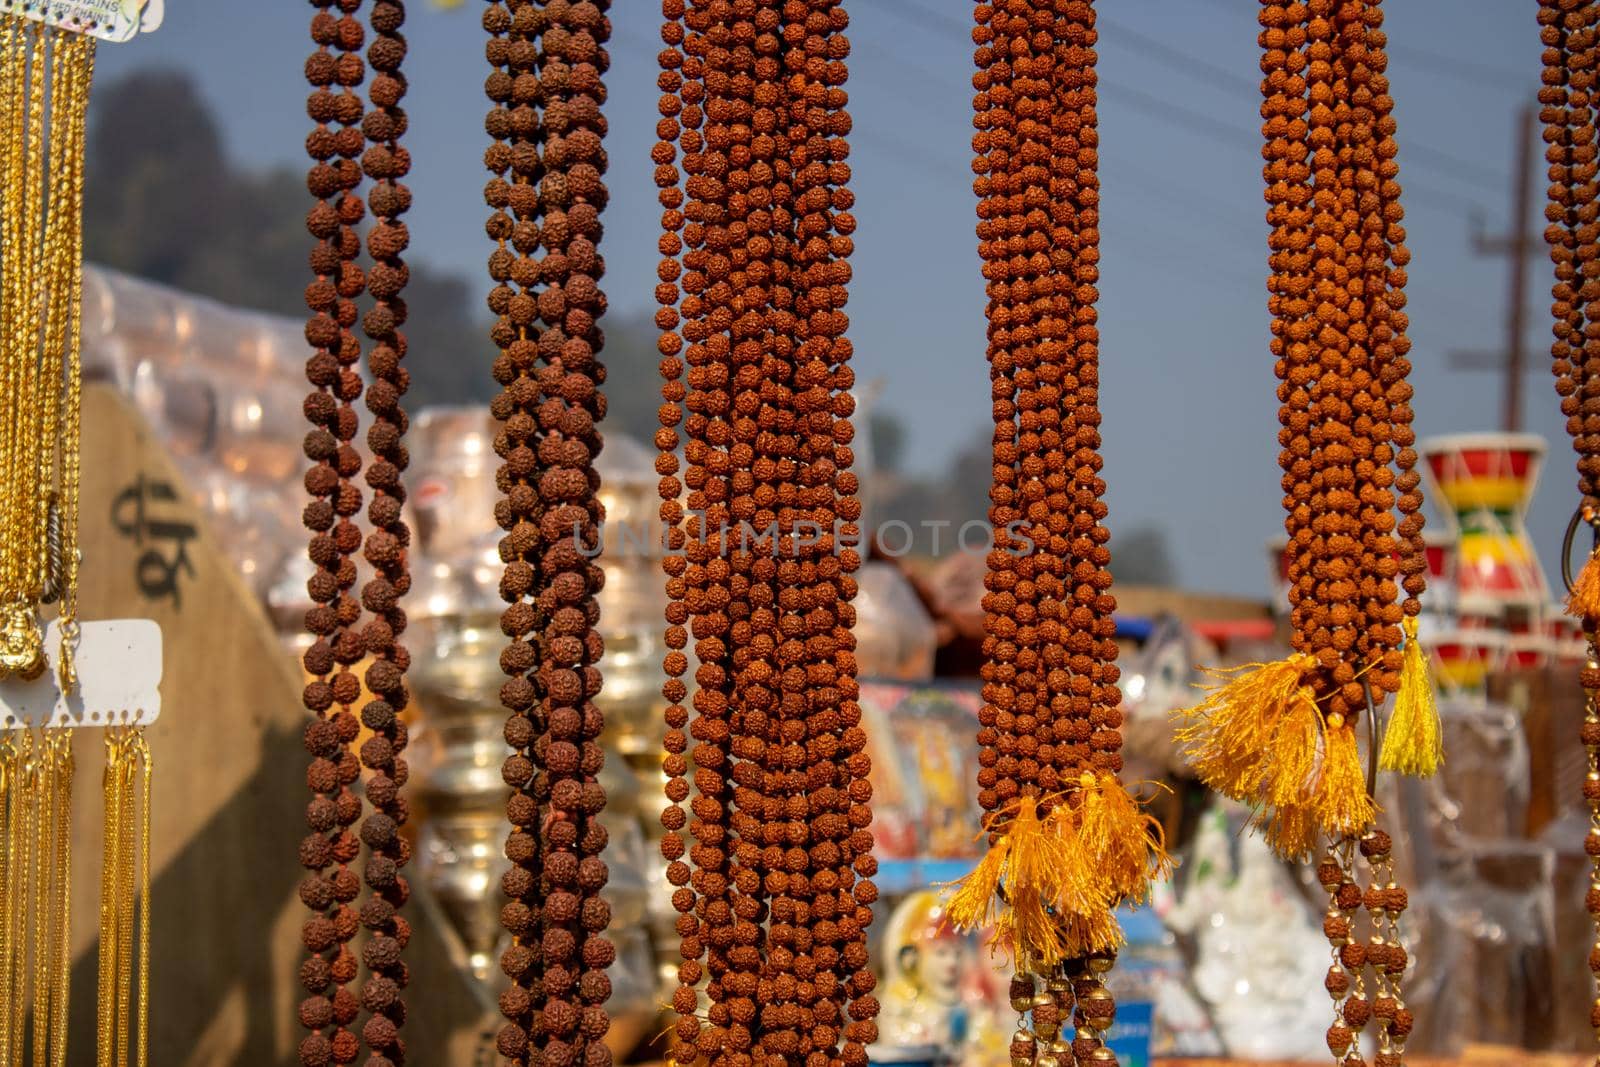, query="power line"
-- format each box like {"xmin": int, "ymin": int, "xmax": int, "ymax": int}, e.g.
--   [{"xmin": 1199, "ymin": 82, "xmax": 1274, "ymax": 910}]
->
[
  {"xmin": 1094, "ymin": 16, "xmax": 1510, "ymax": 194},
  {"xmin": 1387, "ymin": 43, "xmax": 1529, "ymax": 93},
  {"xmin": 868, "ymin": 0, "xmax": 1496, "ymax": 213}
]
